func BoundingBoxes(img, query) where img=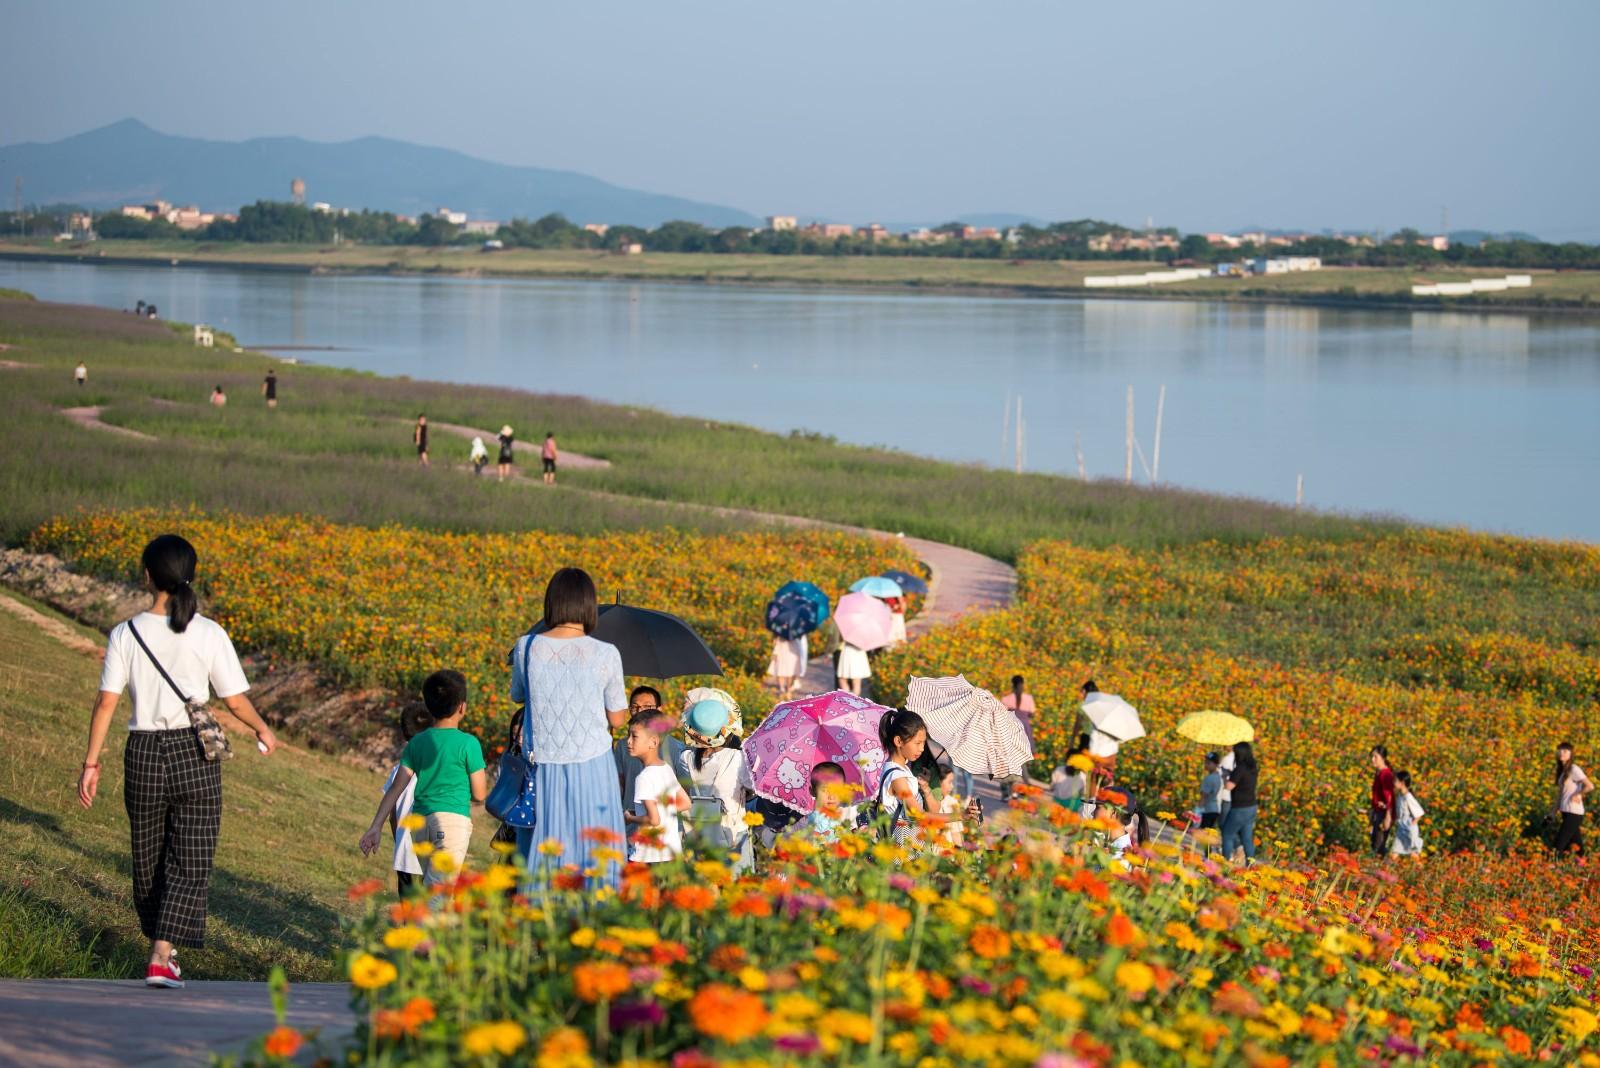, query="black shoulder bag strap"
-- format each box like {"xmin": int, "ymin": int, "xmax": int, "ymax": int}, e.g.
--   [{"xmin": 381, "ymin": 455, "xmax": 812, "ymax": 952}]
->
[{"xmin": 128, "ymin": 619, "xmax": 196, "ymax": 706}]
